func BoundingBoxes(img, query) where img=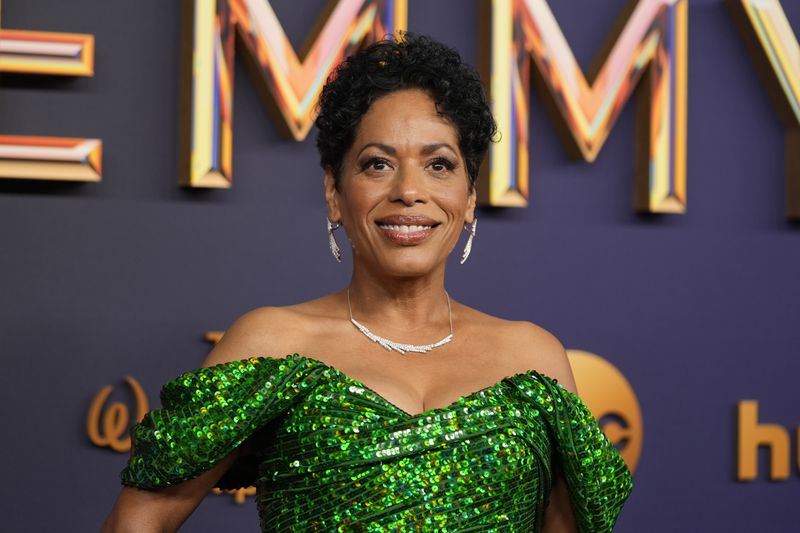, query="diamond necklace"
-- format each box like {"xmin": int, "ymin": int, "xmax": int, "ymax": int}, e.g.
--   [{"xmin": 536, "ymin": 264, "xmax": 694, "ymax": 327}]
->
[{"xmin": 347, "ymin": 288, "xmax": 454, "ymax": 355}]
